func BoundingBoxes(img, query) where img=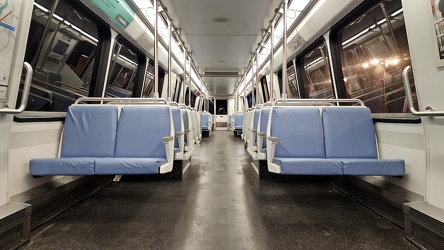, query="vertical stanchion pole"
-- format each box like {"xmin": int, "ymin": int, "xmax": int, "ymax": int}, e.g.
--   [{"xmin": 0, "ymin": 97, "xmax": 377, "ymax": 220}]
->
[
  {"xmin": 188, "ymin": 53, "xmax": 192, "ymax": 107},
  {"xmin": 255, "ymin": 53, "xmax": 260, "ymax": 104},
  {"xmin": 243, "ymin": 67, "xmax": 246, "ymax": 111},
  {"xmin": 183, "ymin": 51, "xmax": 187, "ymax": 104},
  {"xmin": 270, "ymin": 20, "xmax": 275, "ymax": 102},
  {"xmin": 154, "ymin": 0, "xmax": 159, "ymax": 98},
  {"xmin": 251, "ymin": 54, "xmax": 255, "ymax": 107},
  {"xmin": 282, "ymin": 1, "xmax": 288, "ymax": 100},
  {"xmin": 167, "ymin": 18, "xmax": 172, "ymax": 102}
]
